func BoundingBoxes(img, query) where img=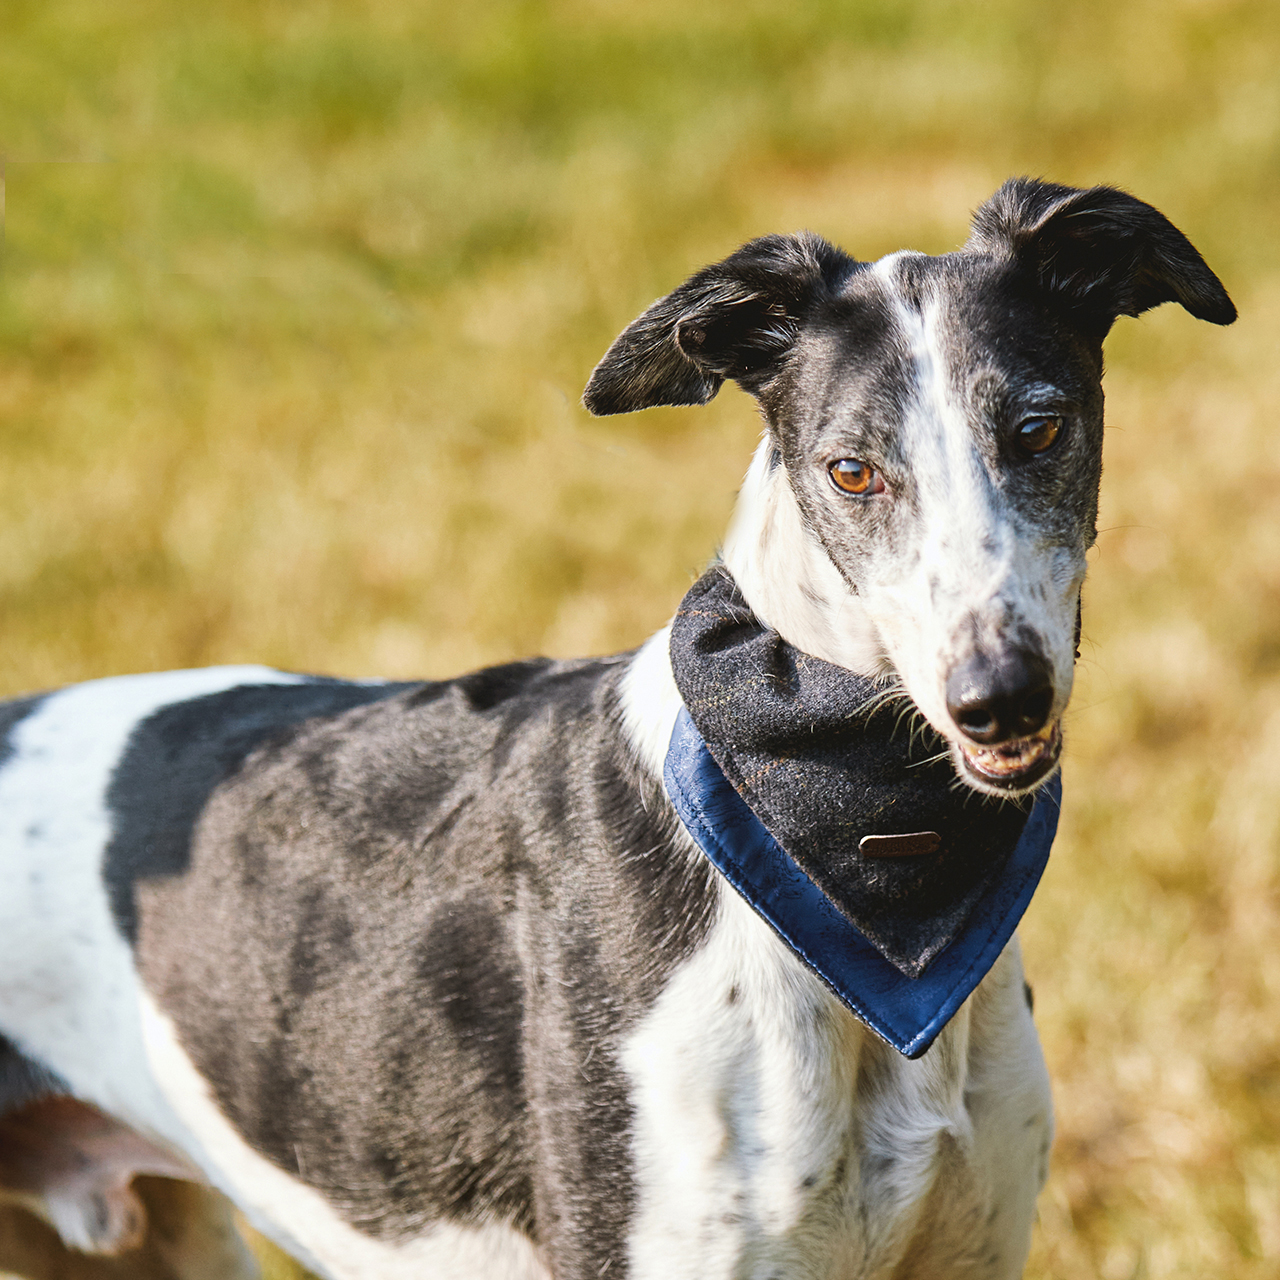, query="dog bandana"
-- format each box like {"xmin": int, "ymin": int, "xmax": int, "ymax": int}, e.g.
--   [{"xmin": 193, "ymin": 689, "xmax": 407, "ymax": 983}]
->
[{"xmin": 664, "ymin": 566, "xmax": 1060, "ymax": 1058}]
